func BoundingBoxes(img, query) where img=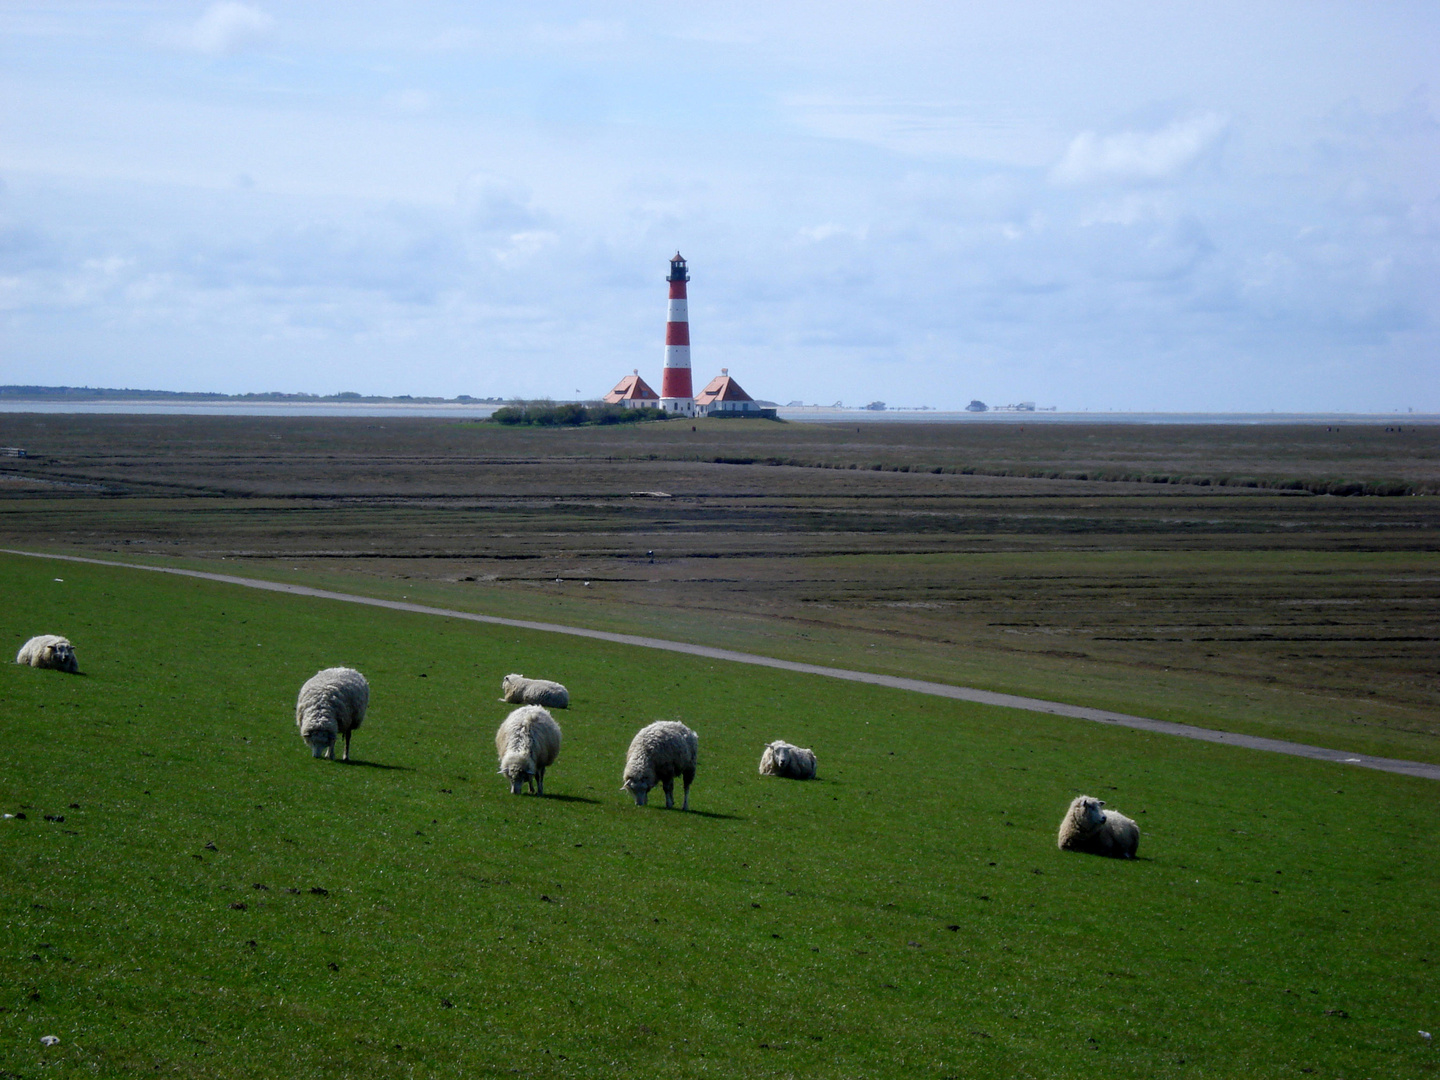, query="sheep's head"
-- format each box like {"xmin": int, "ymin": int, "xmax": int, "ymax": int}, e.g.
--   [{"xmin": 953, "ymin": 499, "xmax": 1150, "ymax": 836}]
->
[
  {"xmin": 501, "ymin": 765, "xmax": 535, "ymax": 795},
  {"xmin": 499, "ymin": 750, "xmax": 536, "ymax": 794},
  {"xmin": 1076, "ymin": 797, "xmax": 1106, "ymax": 829},
  {"xmin": 771, "ymin": 744, "xmax": 793, "ymax": 771},
  {"xmin": 305, "ymin": 731, "xmax": 336, "ymax": 759},
  {"xmin": 42, "ymin": 641, "xmax": 73, "ymax": 666},
  {"xmin": 501, "ymin": 674, "xmax": 523, "ymax": 697},
  {"xmin": 622, "ymin": 776, "xmax": 652, "ymax": 806}
]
